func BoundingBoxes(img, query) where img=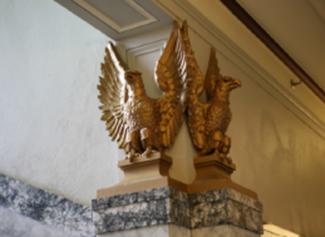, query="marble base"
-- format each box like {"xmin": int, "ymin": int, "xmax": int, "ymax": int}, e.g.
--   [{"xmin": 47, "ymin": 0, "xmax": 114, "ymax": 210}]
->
[
  {"xmin": 190, "ymin": 188, "xmax": 263, "ymax": 232},
  {"xmin": 92, "ymin": 186, "xmax": 263, "ymax": 235},
  {"xmin": 0, "ymin": 171, "xmax": 263, "ymax": 237},
  {"xmin": 92, "ymin": 187, "xmax": 190, "ymax": 234}
]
